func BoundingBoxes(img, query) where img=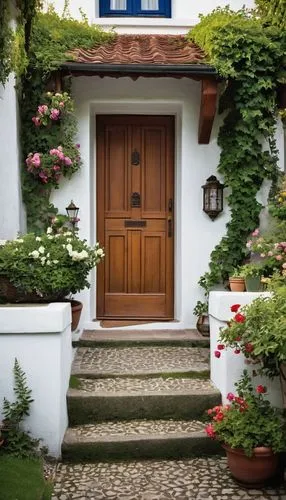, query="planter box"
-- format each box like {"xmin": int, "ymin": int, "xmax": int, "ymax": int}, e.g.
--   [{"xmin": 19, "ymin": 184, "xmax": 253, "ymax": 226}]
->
[{"xmin": 209, "ymin": 291, "xmax": 283, "ymax": 408}]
